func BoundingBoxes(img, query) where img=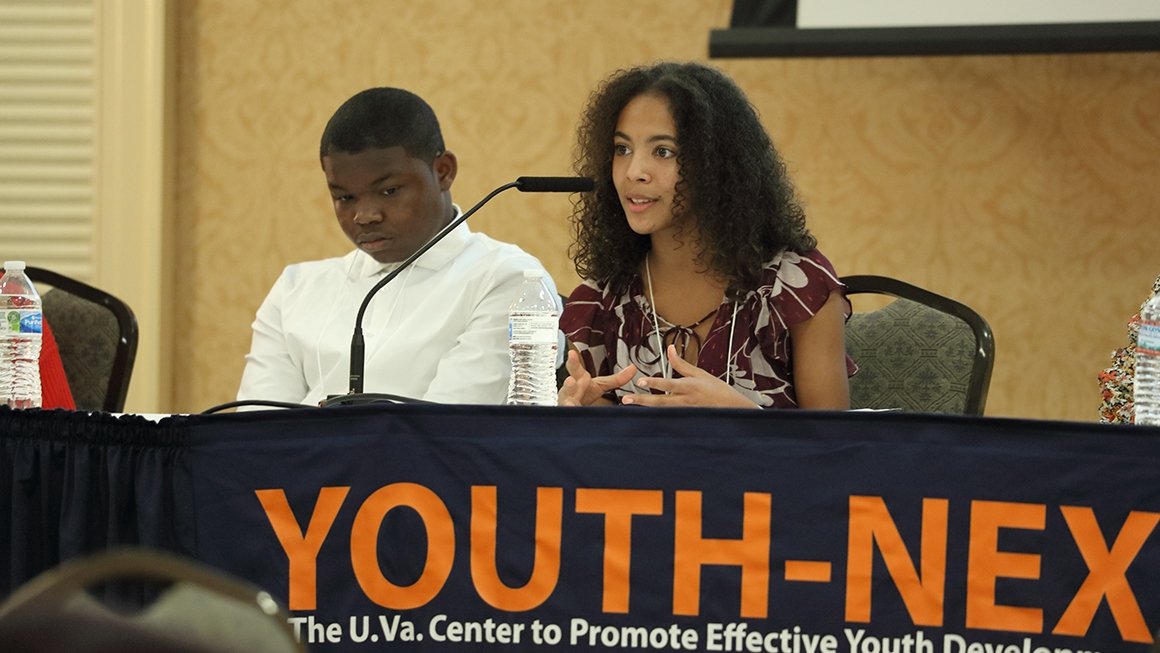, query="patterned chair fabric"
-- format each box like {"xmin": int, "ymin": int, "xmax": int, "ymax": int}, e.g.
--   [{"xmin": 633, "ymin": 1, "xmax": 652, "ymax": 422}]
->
[
  {"xmin": 0, "ymin": 548, "xmax": 305, "ymax": 653},
  {"xmin": 843, "ymin": 275, "xmax": 994, "ymax": 415},
  {"xmin": 25, "ymin": 267, "xmax": 138, "ymax": 412},
  {"xmin": 41, "ymin": 290, "xmax": 120, "ymax": 411}
]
